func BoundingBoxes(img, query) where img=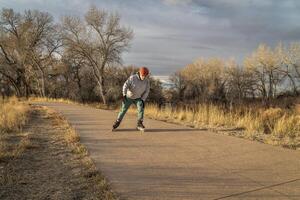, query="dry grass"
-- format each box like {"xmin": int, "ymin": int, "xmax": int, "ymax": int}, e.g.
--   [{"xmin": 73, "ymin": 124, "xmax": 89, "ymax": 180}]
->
[
  {"xmin": 127, "ymin": 103, "xmax": 300, "ymax": 149},
  {"xmin": 46, "ymin": 107, "xmax": 88, "ymax": 156},
  {"xmin": 44, "ymin": 106, "xmax": 117, "ymax": 199},
  {"xmin": 28, "ymin": 96, "xmax": 78, "ymax": 105},
  {"xmin": 29, "ymin": 96, "xmax": 115, "ymax": 110},
  {"xmin": 0, "ymin": 97, "xmax": 31, "ymax": 160},
  {"xmin": 1, "ymin": 104, "xmax": 117, "ymax": 199},
  {"xmin": 0, "ymin": 96, "xmax": 30, "ymax": 133},
  {"xmin": 1, "ymin": 132, "xmax": 36, "ymax": 160}
]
